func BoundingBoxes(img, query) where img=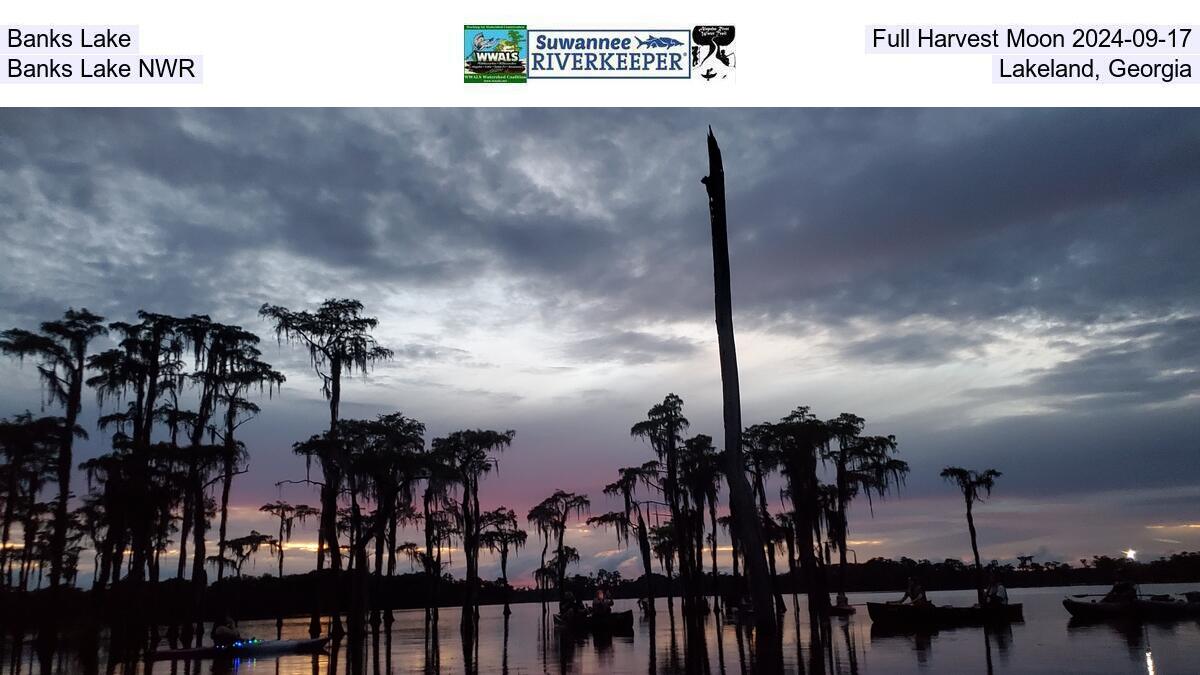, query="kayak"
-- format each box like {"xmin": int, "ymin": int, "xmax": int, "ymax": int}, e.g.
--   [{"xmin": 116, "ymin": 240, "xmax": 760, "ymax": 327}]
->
[
  {"xmin": 867, "ymin": 602, "xmax": 1023, "ymax": 627},
  {"xmin": 1063, "ymin": 597, "xmax": 1200, "ymax": 622},
  {"xmin": 150, "ymin": 637, "xmax": 329, "ymax": 661},
  {"xmin": 553, "ymin": 609, "xmax": 635, "ymax": 633}
]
